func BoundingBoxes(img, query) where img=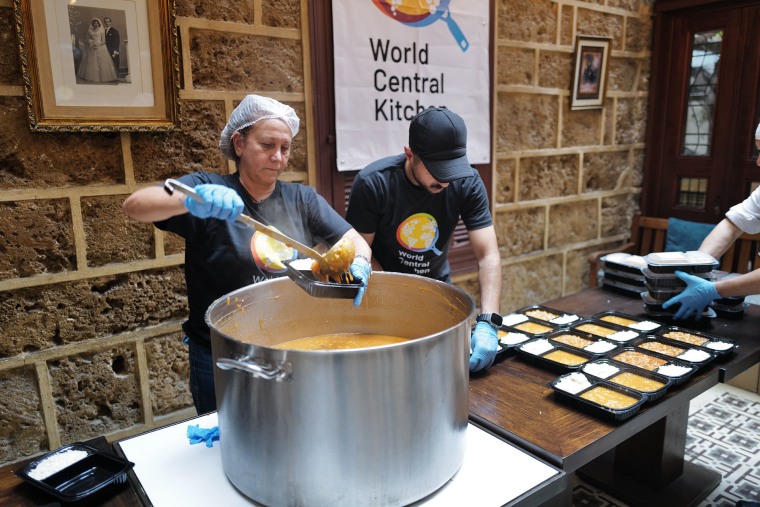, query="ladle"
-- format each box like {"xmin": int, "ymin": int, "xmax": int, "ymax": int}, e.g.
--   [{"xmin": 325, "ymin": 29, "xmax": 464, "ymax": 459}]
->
[{"xmin": 163, "ymin": 179, "xmax": 352, "ymax": 278}]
